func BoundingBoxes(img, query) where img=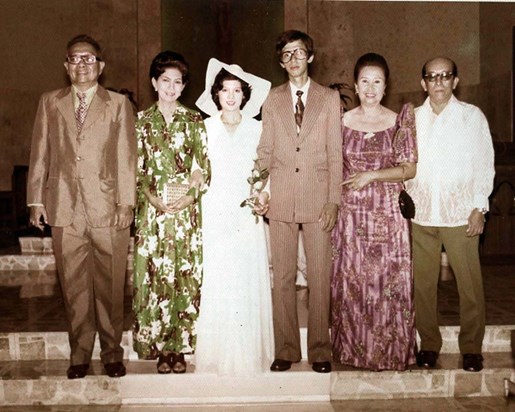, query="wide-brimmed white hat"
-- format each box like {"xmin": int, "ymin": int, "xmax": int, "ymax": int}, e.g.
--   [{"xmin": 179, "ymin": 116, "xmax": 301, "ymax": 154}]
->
[{"xmin": 195, "ymin": 58, "xmax": 271, "ymax": 118}]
